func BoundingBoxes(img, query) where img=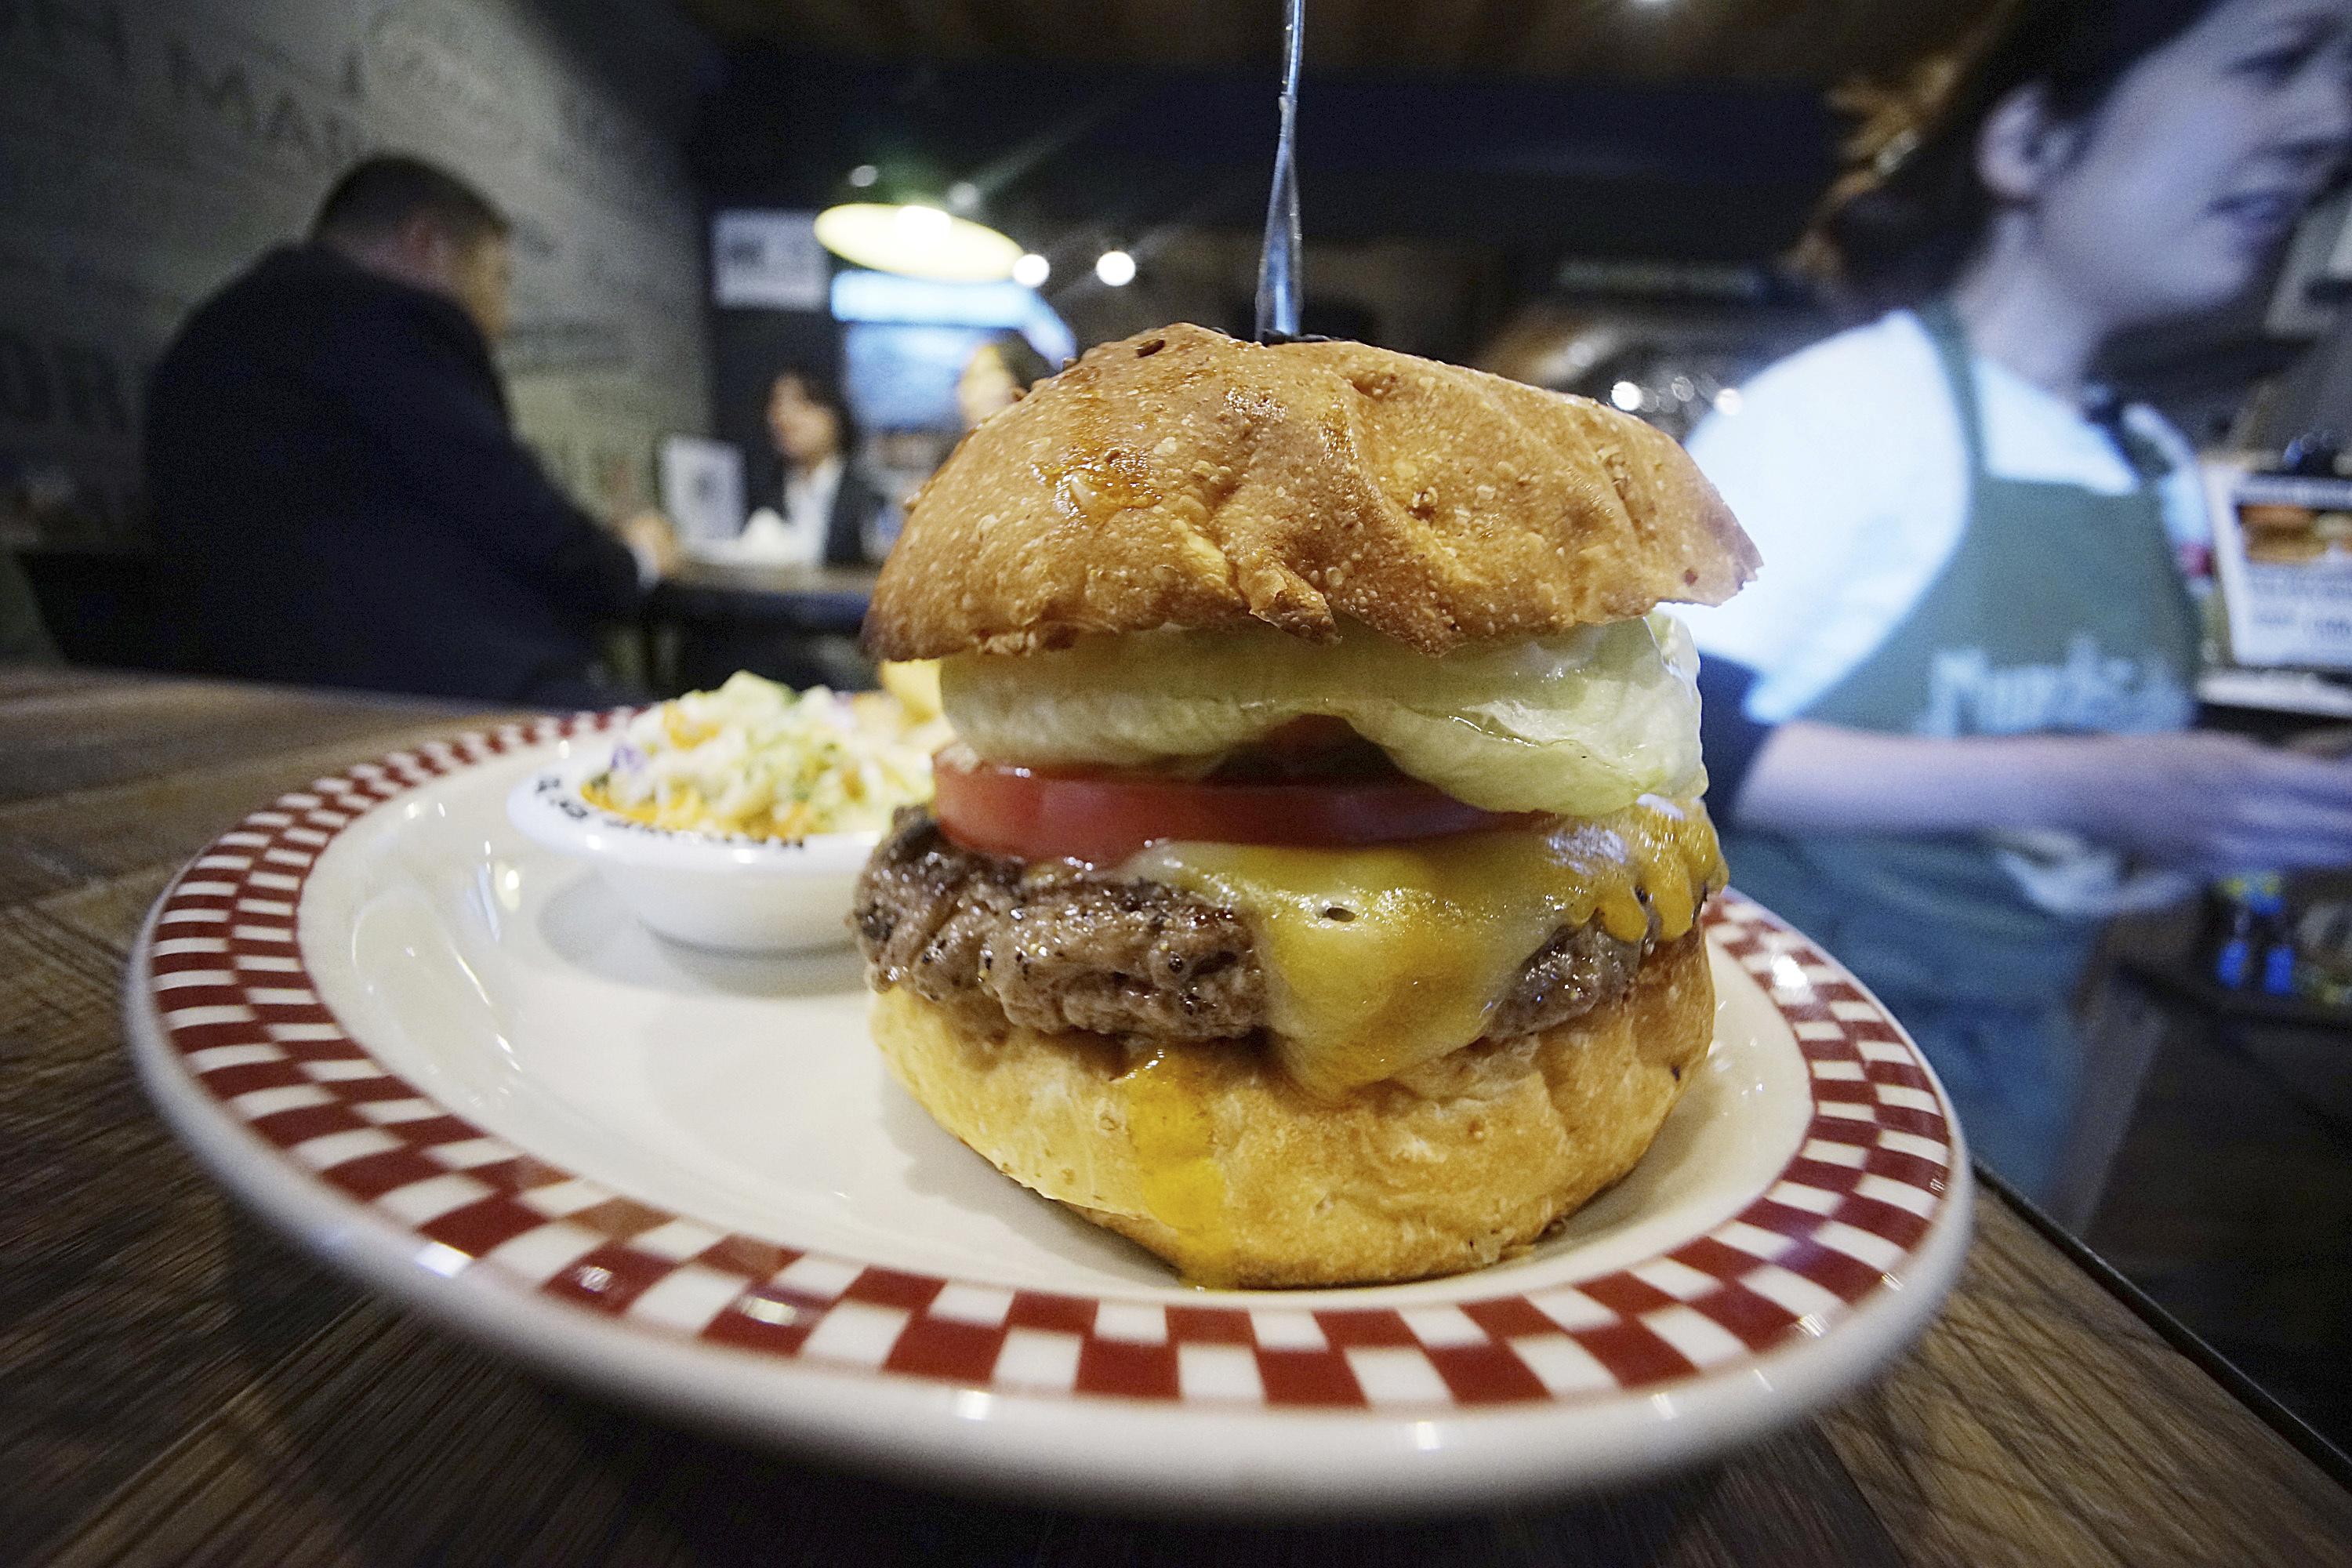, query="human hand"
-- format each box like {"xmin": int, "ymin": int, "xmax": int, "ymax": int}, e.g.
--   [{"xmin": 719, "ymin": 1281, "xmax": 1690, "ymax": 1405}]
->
[
  {"xmin": 621, "ymin": 510, "xmax": 681, "ymax": 579},
  {"xmin": 2065, "ymin": 731, "xmax": 2352, "ymax": 876}
]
